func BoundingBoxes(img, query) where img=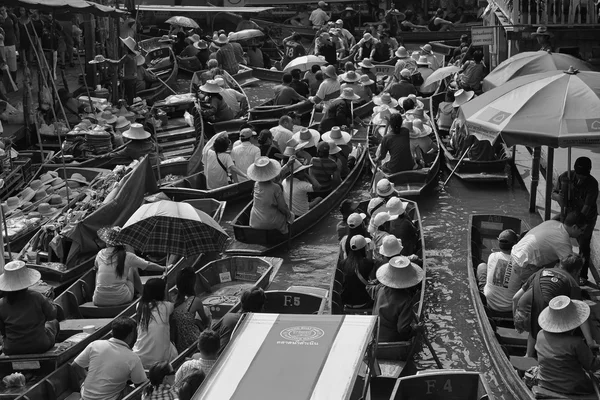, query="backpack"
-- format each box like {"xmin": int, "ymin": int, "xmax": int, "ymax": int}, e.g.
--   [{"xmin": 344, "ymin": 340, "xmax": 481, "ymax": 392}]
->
[{"xmin": 411, "ymin": 71, "xmax": 424, "ymax": 86}]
